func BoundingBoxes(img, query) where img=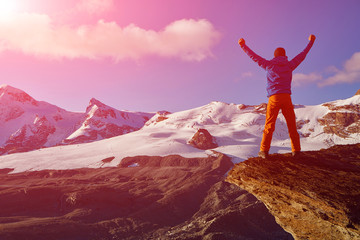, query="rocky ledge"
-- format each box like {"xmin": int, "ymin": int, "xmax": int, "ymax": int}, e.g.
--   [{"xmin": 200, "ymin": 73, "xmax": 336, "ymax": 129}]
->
[
  {"xmin": 0, "ymin": 152, "xmax": 291, "ymax": 240},
  {"xmin": 226, "ymin": 144, "xmax": 360, "ymax": 240}
]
